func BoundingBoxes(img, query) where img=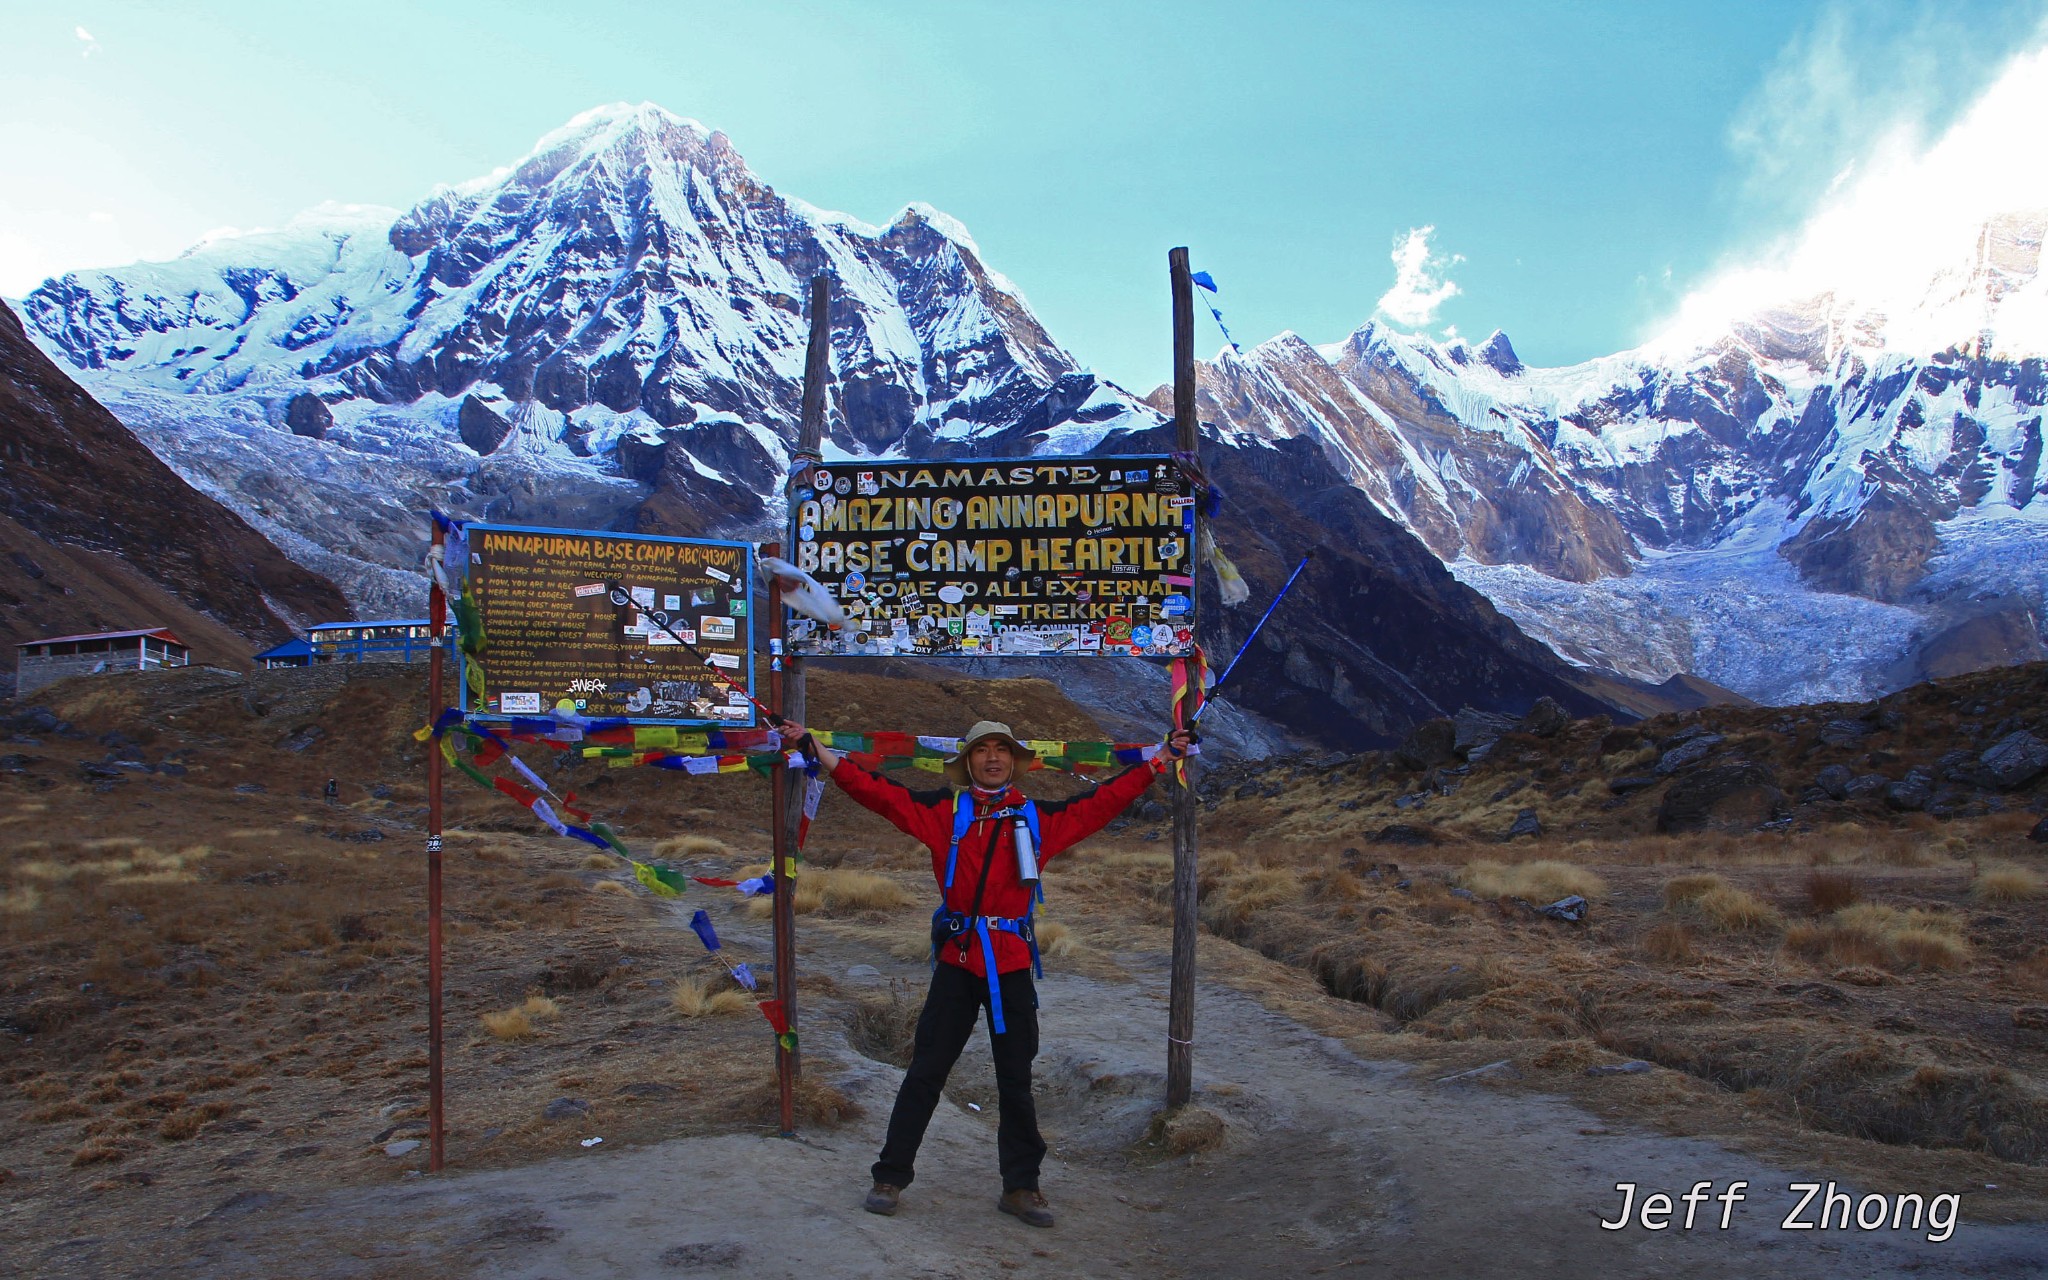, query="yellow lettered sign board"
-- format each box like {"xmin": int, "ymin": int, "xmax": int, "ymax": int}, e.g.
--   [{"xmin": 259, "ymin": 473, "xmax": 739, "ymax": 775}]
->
[{"xmin": 787, "ymin": 456, "xmax": 1195, "ymax": 658}]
